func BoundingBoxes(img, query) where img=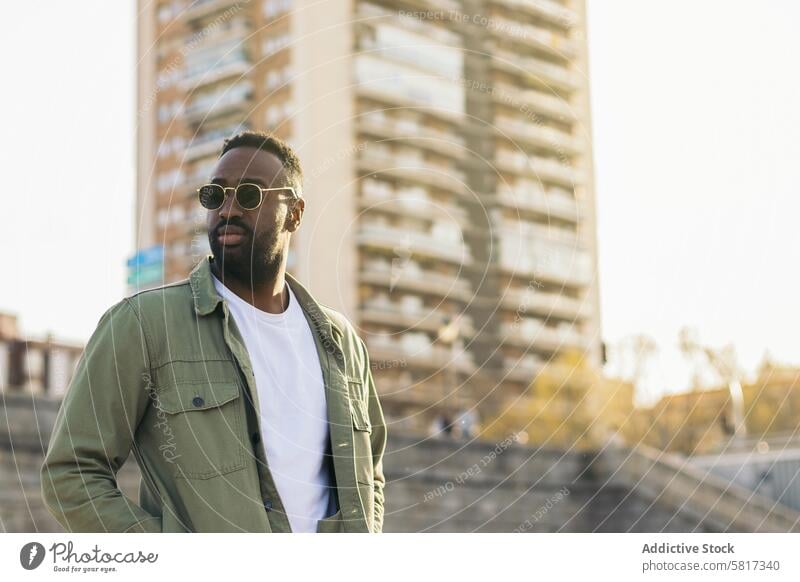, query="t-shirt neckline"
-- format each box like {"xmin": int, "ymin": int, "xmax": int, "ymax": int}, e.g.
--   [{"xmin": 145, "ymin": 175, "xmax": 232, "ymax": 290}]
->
[{"xmin": 212, "ymin": 274, "xmax": 298, "ymax": 325}]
